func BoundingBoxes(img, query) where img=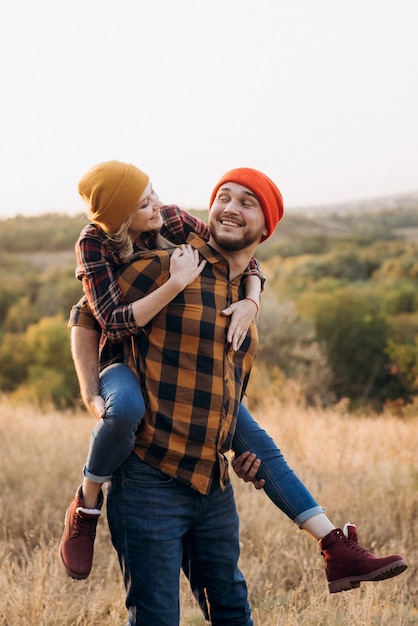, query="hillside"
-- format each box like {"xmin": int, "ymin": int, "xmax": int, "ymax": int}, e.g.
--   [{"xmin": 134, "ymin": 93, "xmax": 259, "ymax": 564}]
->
[
  {"xmin": 291, "ymin": 190, "xmax": 418, "ymax": 217},
  {"xmin": 1, "ymin": 196, "xmax": 417, "ymax": 412},
  {"xmin": 1, "ymin": 190, "xmax": 418, "ymax": 261}
]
